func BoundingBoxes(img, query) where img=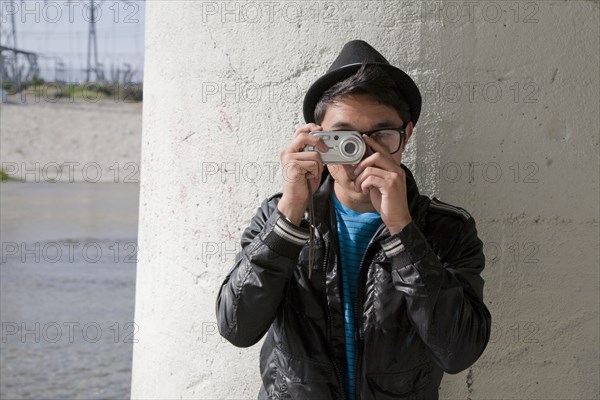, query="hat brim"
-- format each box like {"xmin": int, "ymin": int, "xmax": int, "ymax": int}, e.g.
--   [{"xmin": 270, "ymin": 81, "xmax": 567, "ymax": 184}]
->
[{"xmin": 302, "ymin": 62, "xmax": 422, "ymax": 127}]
